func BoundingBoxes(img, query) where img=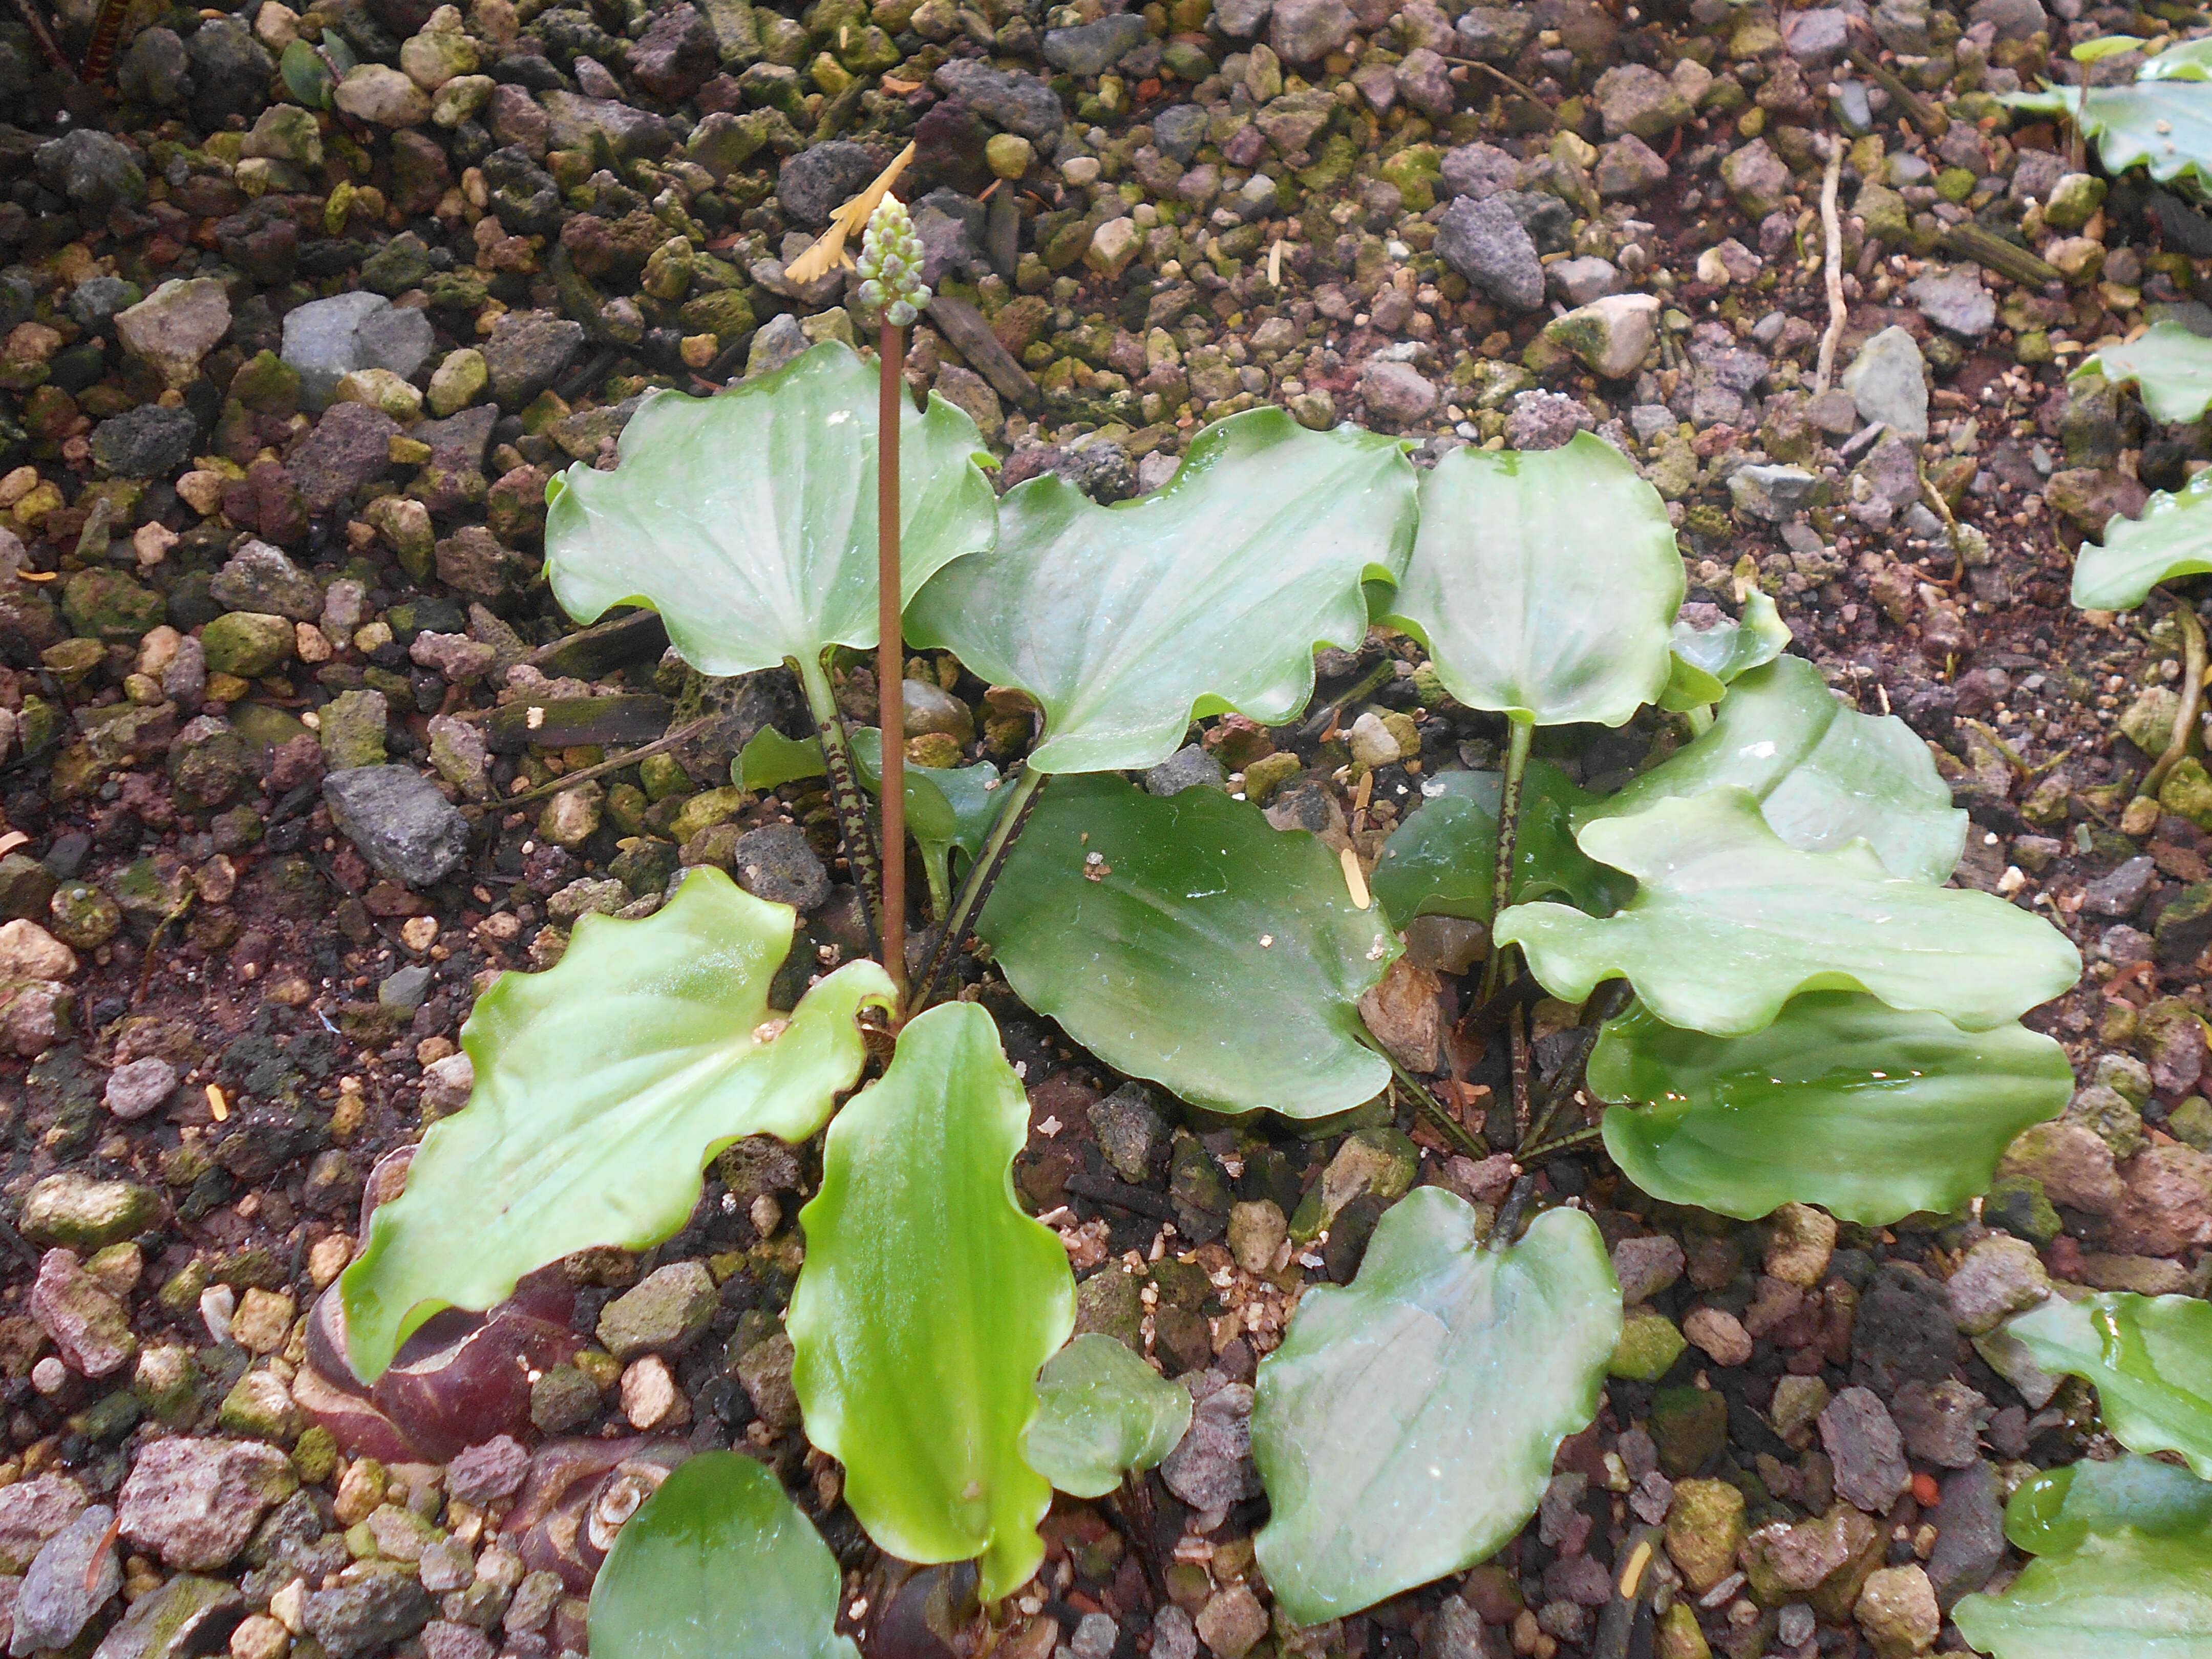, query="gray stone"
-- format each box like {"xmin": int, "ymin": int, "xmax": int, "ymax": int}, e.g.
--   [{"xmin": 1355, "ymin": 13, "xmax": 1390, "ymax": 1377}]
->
[
  {"xmin": 89, "ymin": 1575, "xmax": 241, "ymax": 1659},
  {"xmin": 1730, "ymin": 464, "xmax": 1825, "ymax": 522},
  {"xmin": 1970, "ymin": 0, "xmax": 2046, "ymax": 40},
  {"xmin": 290, "ymin": 403, "xmax": 401, "ymax": 513},
  {"xmin": 32, "ymin": 1249, "xmax": 136, "ymax": 1377},
  {"xmin": 1783, "ymin": 8, "xmax": 1851, "ymax": 62},
  {"xmin": 1548, "ymin": 257, "xmax": 1622, "ymax": 306},
  {"xmin": 303, "ymin": 1567, "xmax": 433, "ymax": 1659},
  {"xmin": 1613, "ymin": 1235, "xmax": 1685, "ymax": 1306},
  {"xmin": 1269, "ymin": 0, "xmax": 1355, "ymax": 62},
  {"xmin": 105, "ymin": 1057, "xmax": 178, "ymax": 1120},
  {"xmin": 444, "ymin": 1437, "xmax": 529, "ymax": 1505},
  {"xmin": 736, "ymin": 1332, "xmax": 800, "ymax": 1432},
  {"xmin": 1045, "ymin": 14, "xmax": 1151, "ymax": 75},
  {"xmin": 538, "ymin": 91, "xmax": 670, "ymax": 158},
  {"xmin": 211, "ymin": 541, "xmax": 322, "ymax": 622},
  {"xmin": 1155, "ymin": 104, "xmax": 1209, "ymax": 162},
  {"xmin": 1362, "ymin": 359, "xmax": 1438, "ymax": 423},
  {"xmin": 1505, "ymin": 391, "xmax": 1593, "ymax": 451},
  {"xmin": 1909, "ymin": 268, "xmax": 1996, "ymax": 339},
  {"xmin": 746, "ymin": 313, "xmax": 809, "ymax": 378},
  {"xmin": 281, "ymin": 293, "xmax": 433, "ymax": 411},
  {"xmin": 1160, "ymin": 1379, "xmax": 1261, "ymax": 1511},
  {"xmin": 1890, "ymin": 1379, "xmax": 1988, "ymax": 1469},
  {"xmin": 1946, "ymin": 1235, "xmax": 2049, "ymax": 1335},
  {"xmin": 932, "ymin": 59, "xmax": 1065, "ymax": 140},
  {"xmin": 1439, "ymin": 142, "xmax": 1518, "ymax": 201},
  {"xmin": 92, "ymin": 406, "xmax": 199, "ymax": 479},
  {"xmin": 119, "ymin": 1438, "xmax": 297, "ymax": 1571},
  {"xmin": 1144, "ymin": 745, "xmax": 1225, "ymax": 796},
  {"xmin": 731, "ymin": 823, "xmax": 830, "ymax": 912},
  {"xmin": 1437, "ymin": 195, "xmax": 1543, "ymax": 311},
  {"xmin": 114, "ymin": 280, "xmax": 230, "ymax": 389},
  {"xmin": 12, "ymin": 1506, "xmax": 120, "ymax": 1656},
  {"xmin": 598, "ymin": 1262, "xmax": 718, "ymax": 1361},
  {"xmin": 1842, "ymin": 327, "xmax": 1929, "ymax": 440},
  {"xmin": 378, "ymin": 965, "xmax": 433, "ymax": 1013},
  {"xmin": 1596, "ymin": 135, "xmax": 1670, "ymax": 199},
  {"xmin": 1818, "ymin": 1386, "xmax": 1911, "ymax": 1514},
  {"xmin": 1089, "ymin": 1083, "xmax": 1167, "ymax": 1181},
  {"xmin": 2086, "ymin": 856, "xmax": 2157, "ymax": 916},
  {"xmin": 1215, "ymin": 0, "xmax": 1271, "ymax": 35},
  {"xmin": 323, "ymin": 767, "xmax": 471, "ymax": 888},
  {"xmin": 1927, "ymin": 1461, "xmax": 2005, "ymax": 1609},
  {"xmin": 0, "ymin": 1478, "xmax": 89, "ymax": 1575},
  {"xmin": 1593, "ymin": 63, "xmax": 1691, "ymax": 140},
  {"xmin": 776, "ymin": 141, "xmax": 883, "ymax": 226},
  {"xmin": 1719, "ymin": 138, "xmax": 1791, "ymax": 218},
  {"xmin": 1454, "ymin": 4, "xmax": 1532, "ymax": 59},
  {"xmin": 484, "ymin": 311, "xmax": 586, "ymax": 409},
  {"xmin": 185, "ymin": 16, "xmax": 271, "ymax": 125},
  {"xmin": 34, "ymin": 131, "xmax": 146, "ymax": 208},
  {"xmin": 118, "ymin": 27, "xmax": 188, "ymax": 105}
]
